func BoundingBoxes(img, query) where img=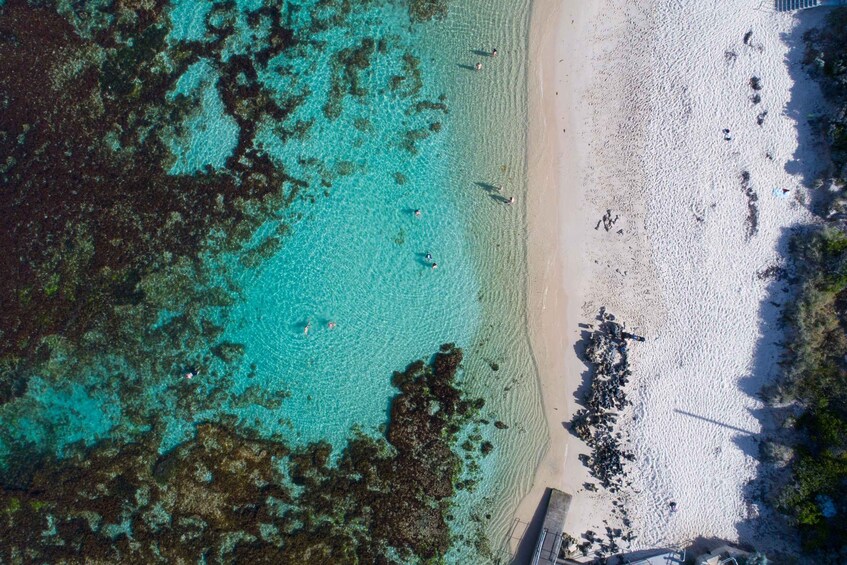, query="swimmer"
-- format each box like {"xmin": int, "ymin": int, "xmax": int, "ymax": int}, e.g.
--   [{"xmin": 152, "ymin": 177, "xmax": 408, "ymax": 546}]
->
[
  {"xmin": 431, "ymin": 262, "xmax": 438, "ymax": 269},
  {"xmin": 426, "ymin": 252, "xmax": 432, "ymax": 261},
  {"xmin": 304, "ymin": 321, "xmax": 311, "ymax": 335},
  {"xmin": 492, "ymin": 48, "xmax": 498, "ymax": 57},
  {"xmin": 328, "ymin": 321, "xmax": 336, "ymax": 330},
  {"xmin": 507, "ymin": 196, "xmax": 515, "ymax": 205},
  {"xmin": 414, "ymin": 209, "xmax": 422, "ymax": 217},
  {"xmin": 475, "ymin": 62, "xmax": 482, "ymax": 71}
]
